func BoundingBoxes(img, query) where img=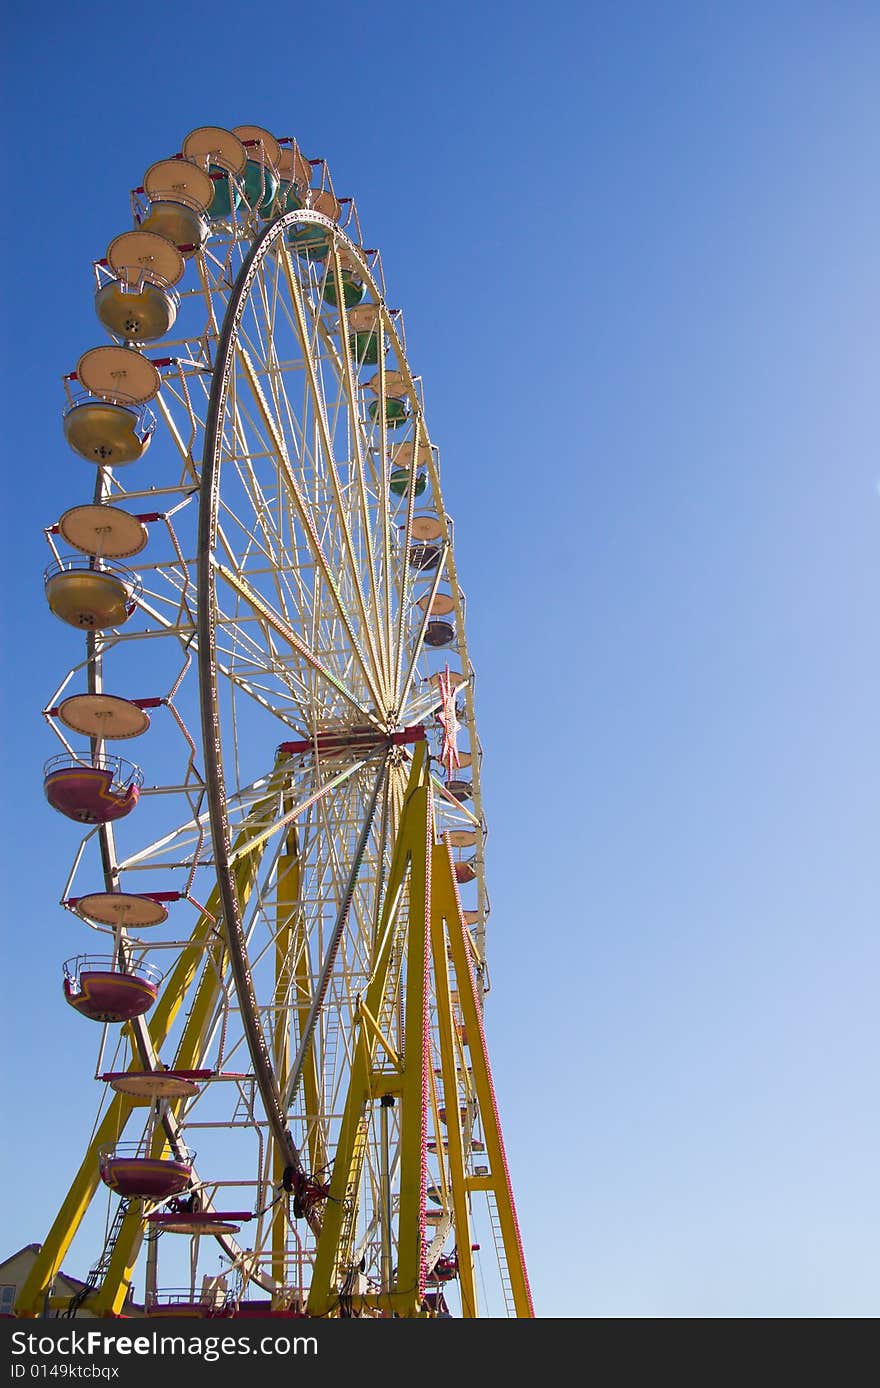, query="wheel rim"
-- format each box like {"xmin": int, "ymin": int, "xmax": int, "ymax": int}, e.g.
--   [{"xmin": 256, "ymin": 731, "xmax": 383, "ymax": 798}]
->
[{"xmin": 194, "ymin": 209, "xmax": 486, "ymax": 1275}]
